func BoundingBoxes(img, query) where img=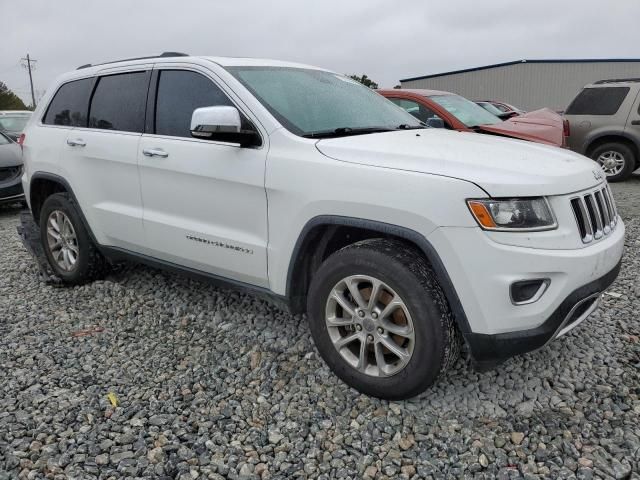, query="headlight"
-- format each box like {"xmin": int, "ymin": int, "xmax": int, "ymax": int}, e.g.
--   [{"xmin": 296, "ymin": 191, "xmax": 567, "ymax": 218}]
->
[{"xmin": 467, "ymin": 197, "xmax": 556, "ymax": 231}]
